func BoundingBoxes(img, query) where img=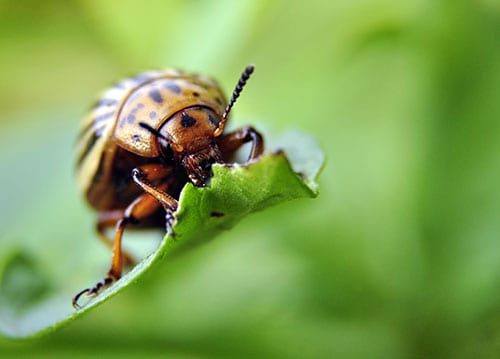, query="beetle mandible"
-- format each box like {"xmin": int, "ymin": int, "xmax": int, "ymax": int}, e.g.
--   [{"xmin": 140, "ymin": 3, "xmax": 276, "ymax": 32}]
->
[{"xmin": 73, "ymin": 65, "xmax": 263, "ymax": 308}]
